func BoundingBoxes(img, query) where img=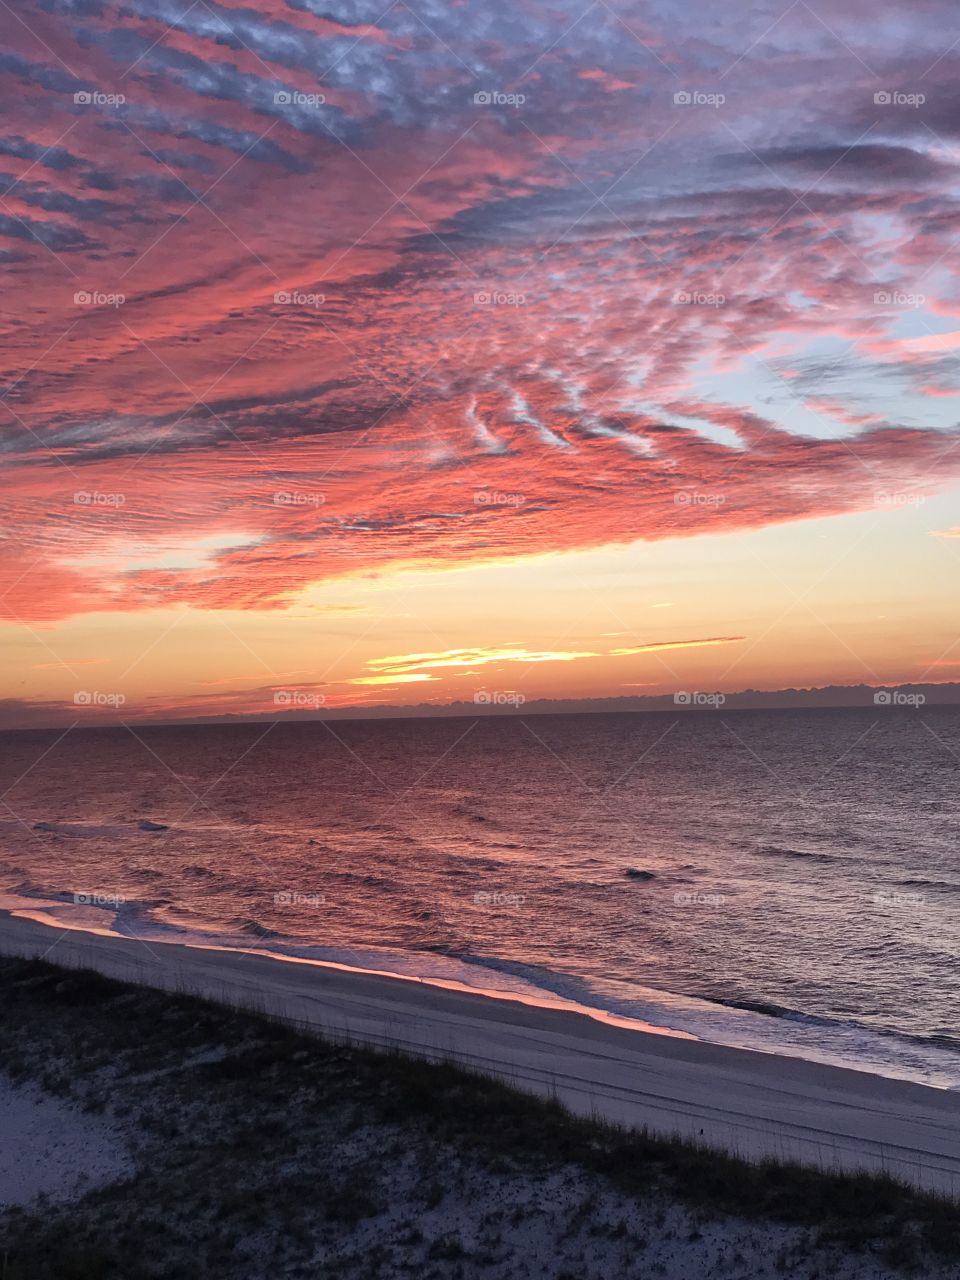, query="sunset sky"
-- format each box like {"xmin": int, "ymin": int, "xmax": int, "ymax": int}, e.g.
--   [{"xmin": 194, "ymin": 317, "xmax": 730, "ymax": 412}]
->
[{"xmin": 3, "ymin": 0, "xmax": 960, "ymax": 726}]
